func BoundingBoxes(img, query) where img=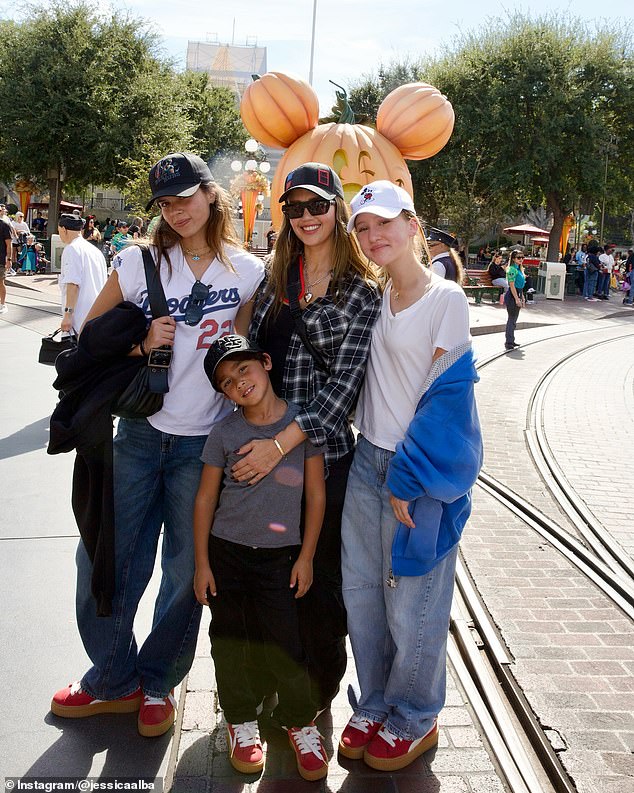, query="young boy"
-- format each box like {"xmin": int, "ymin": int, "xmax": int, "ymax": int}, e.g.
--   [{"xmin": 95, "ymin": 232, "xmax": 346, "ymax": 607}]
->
[{"xmin": 193, "ymin": 334, "xmax": 329, "ymax": 782}]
